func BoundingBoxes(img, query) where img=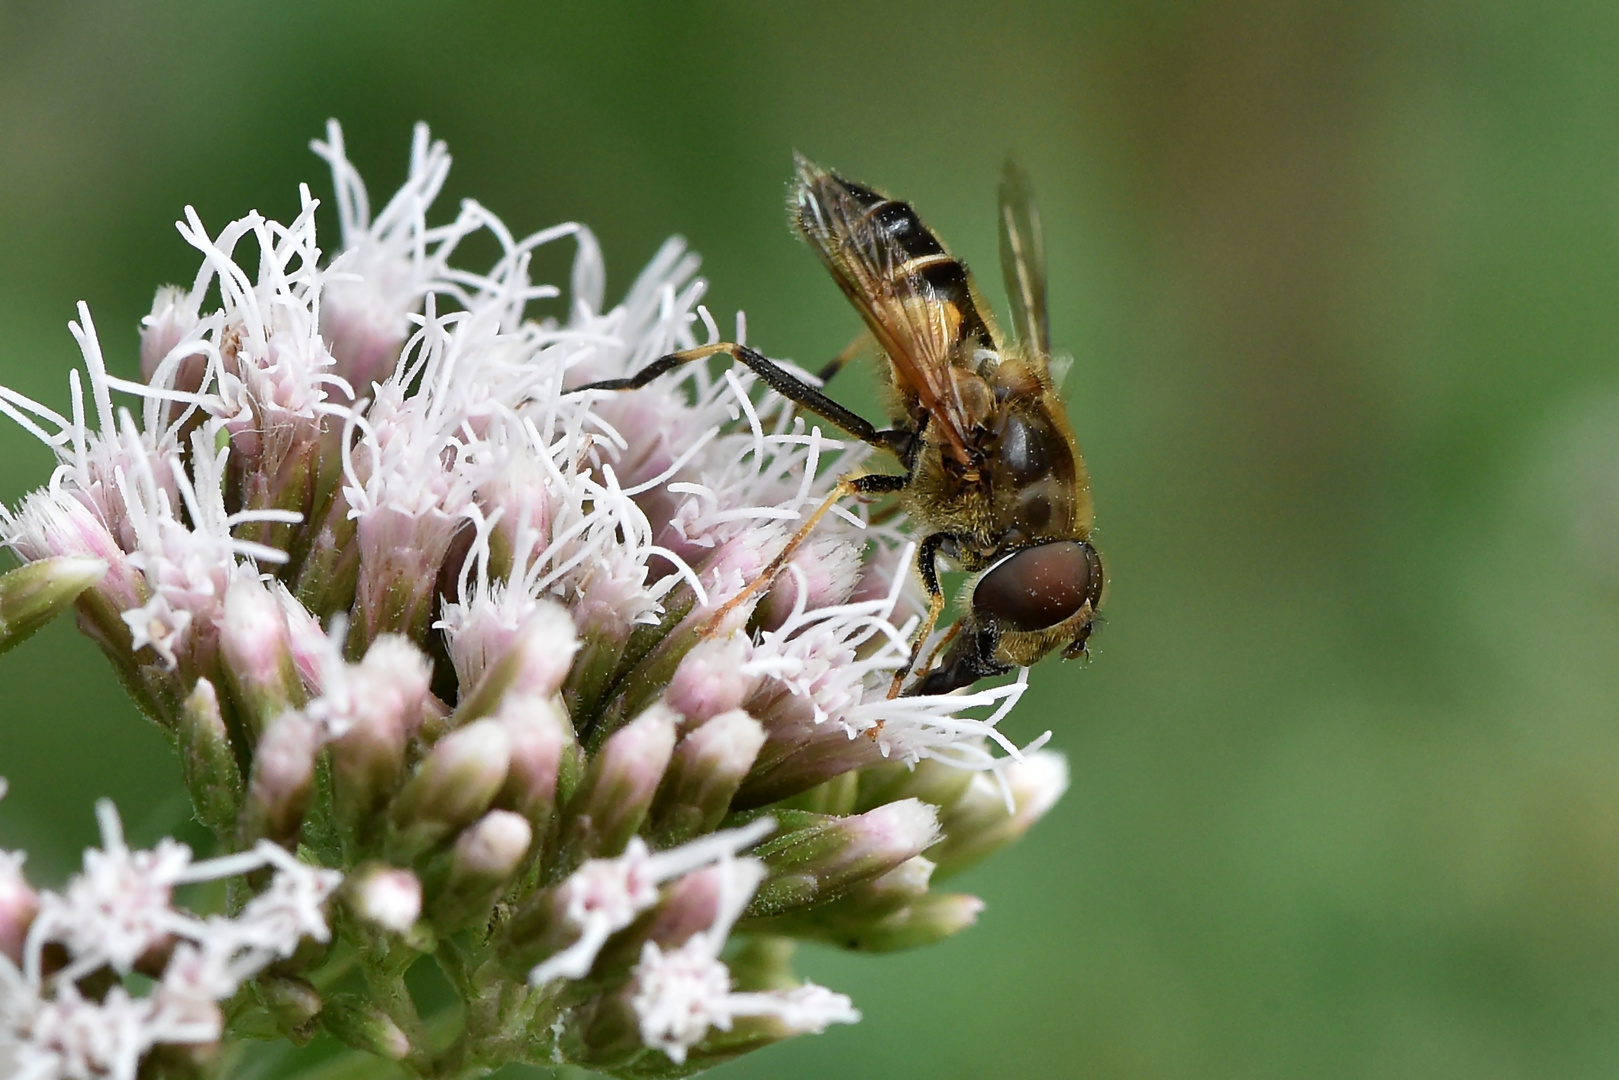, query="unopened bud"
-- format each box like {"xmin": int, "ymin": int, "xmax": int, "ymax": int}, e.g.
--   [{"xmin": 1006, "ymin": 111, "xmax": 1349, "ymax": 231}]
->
[
  {"xmin": 346, "ymin": 864, "xmax": 423, "ymax": 935},
  {"xmin": 662, "ymin": 634, "xmax": 751, "ymax": 728},
  {"xmin": 178, "ymin": 678, "xmax": 243, "ymax": 835},
  {"xmin": 552, "ymin": 705, "xmax": 676, "ymax": 876},
  {"xmin": 273, "ymin": 582, "xmax": 330, "ymax": 694},
  {"xmin": 328, "ymin": 638, "xmax": 432, "ymax": 848},
  {"xmin": 854, "ymin": 756, "xmax": 975, "ymax": 814},
  {"xmin": 240, "ymin": 712, "xmax": 320, "ymax": 847},
  {"xmin": 430, "ymin": 810, "xmax": 533, "ymax": 931},
  {"xmin": 817, "ymin": 855, "xmax": 935, "ymax": 920},
  {"xmin": 725, "ymin": 935, "xmax": 797, "ymax": 992},
  {"xmin": 291, "ymin": 492, "xmax": 360, "ymax": 620},
  {"xmin": 746, "ymin": 855, "xmax": 978, "ymax": 952},
  {"xmin": 388, "ymin": 718, "xmax": 511, "ymax": 860},
  {"xmin": 320, "ymin": 994, "xmax": 413, "ymax": 1061},
  {"xmin": 330, "ymin": 720, "xmax": 407, "ymax": 851},
  {"xmin": 255, "ymin": 974, "xmax": 322, "ymax": 1041},
  {"xmin": 930, "ymin": 750, "xmax": 1069, "ymax": 880},
  {"xmin": 734, "ymin": 713, "xmax": 885, "ymax": 809},
  {"xmin": 219, "ymin": 575, "xmax": 303, "ymax": 735},
  {"xmin": 648, "ymin": 709, "xmax": 765, "ymax": 848},
  {"xmin": 451, "ymin": 603, "xmax": 580, "ymax": 724},
  {"xmin": 747, "ymin": 800, "xmax": 941, "ymax": 916},
  {"xmin": 451, "ymin": 810, "xmax": 532, "ymax": 880},
  {"xmin": 841, "ymin": 892, "xmax": 985, "ymax": 952},
  {"xmin": 0, "ymin": 851, "xmax": 39, "ymax": 963},
  {"xmin": 0, "ymin": 556, "xmax": 106, "ymax": 655},
  {"xmin": 495, "ymin": 694, "xmax": 575, "ymax": 840}
]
